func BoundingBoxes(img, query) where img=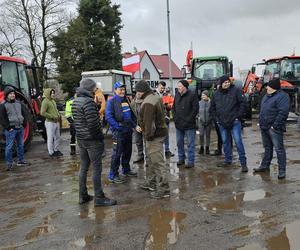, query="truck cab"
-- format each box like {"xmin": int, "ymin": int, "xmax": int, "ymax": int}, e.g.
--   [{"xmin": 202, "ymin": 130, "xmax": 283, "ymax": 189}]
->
[{"xmin": 191, "ymin": 56, "xmax": 233, "ymax": 97}]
